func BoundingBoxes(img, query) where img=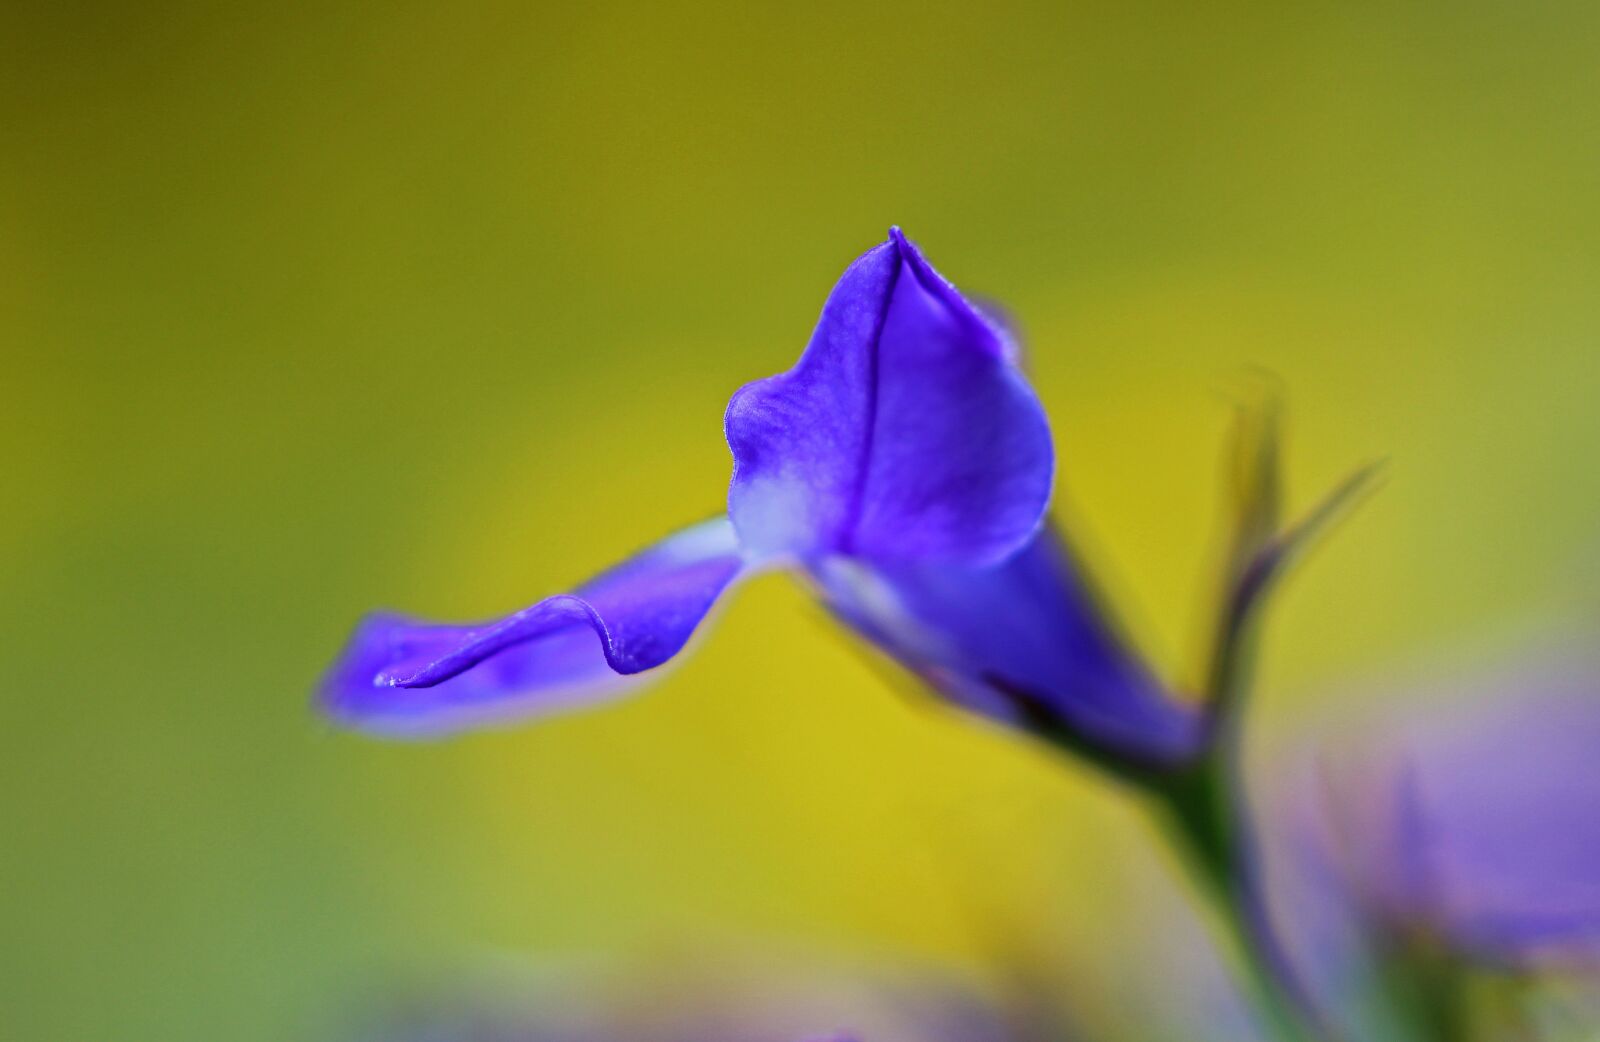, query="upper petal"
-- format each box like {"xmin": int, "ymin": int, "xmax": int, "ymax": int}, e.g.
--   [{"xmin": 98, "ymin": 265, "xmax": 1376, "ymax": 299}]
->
[
  {"xmin": 812, "ymin": 523, "xmax": 1203, "ymax": 768},
  {"xmin": 317, "ymin": 517, "xmax": 745, "ymax": 737},
  {"xmin": 725, "ymin": 228, "xmax": 1053, "ymax": 566}
]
